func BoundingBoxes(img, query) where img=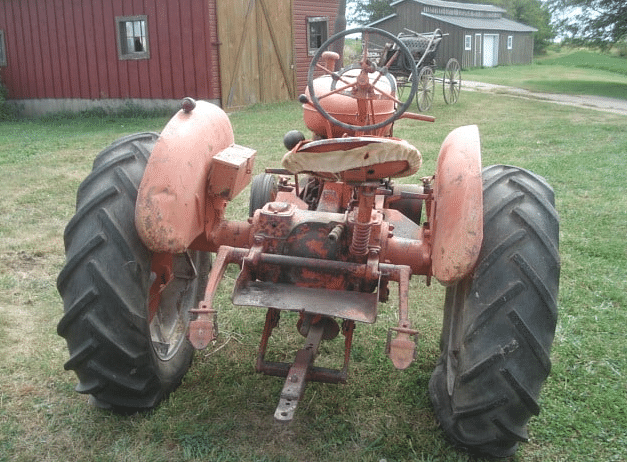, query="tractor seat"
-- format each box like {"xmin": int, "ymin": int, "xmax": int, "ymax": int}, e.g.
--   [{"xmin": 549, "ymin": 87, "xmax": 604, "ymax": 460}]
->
[{"xmin": 281, "ymin": 137, "xmax": 422, "ymax": 182}]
